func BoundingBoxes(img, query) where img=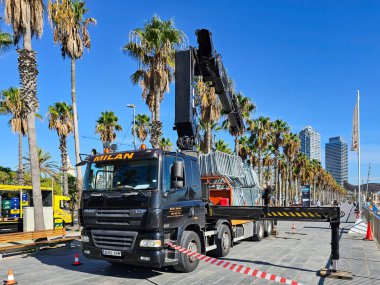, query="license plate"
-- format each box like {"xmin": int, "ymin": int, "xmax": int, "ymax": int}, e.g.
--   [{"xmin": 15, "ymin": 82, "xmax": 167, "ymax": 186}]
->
[{"xmin": 102, "ymin": 249, "xmax": 122, "ymax": 257}]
